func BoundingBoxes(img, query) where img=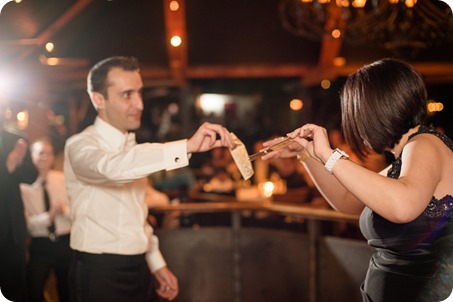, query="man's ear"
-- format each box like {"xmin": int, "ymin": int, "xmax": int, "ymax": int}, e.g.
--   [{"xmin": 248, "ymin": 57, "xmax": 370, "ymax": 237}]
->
[{"xmin": 91, "ymin": 92, "xmax": 106, "ymax": 111}]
